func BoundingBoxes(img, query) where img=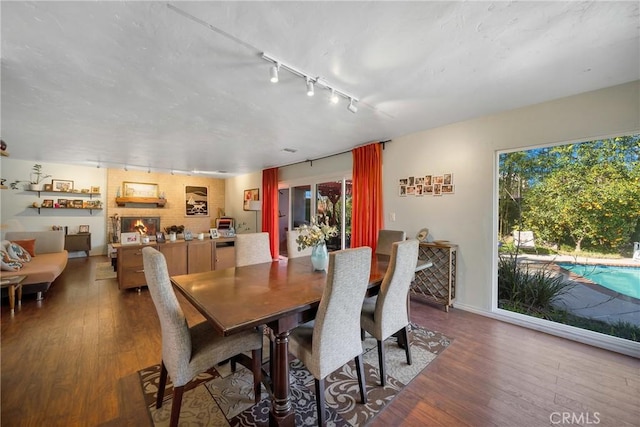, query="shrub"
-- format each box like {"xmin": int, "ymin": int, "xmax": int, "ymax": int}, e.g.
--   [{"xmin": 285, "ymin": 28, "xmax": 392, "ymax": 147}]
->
[{"xmin": 498, "ymin": 255, "xmax": 574, "ymax": 319}]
